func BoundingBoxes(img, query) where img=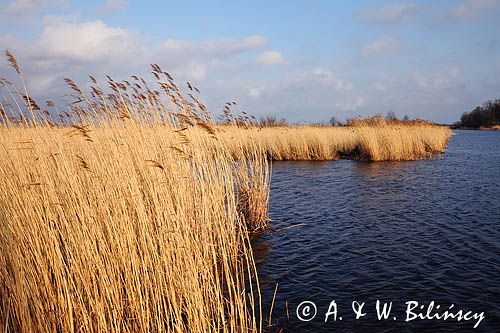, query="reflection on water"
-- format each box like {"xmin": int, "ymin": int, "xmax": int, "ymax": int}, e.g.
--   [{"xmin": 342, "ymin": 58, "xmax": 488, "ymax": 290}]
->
[{"xmin": 254, "ymin": 131, "xmax": 500, "ymax": 332}]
